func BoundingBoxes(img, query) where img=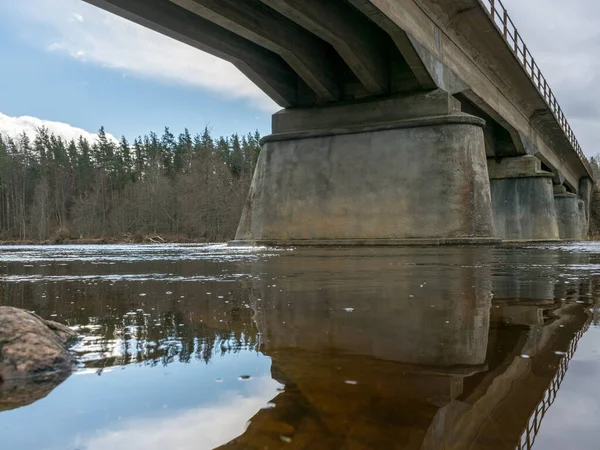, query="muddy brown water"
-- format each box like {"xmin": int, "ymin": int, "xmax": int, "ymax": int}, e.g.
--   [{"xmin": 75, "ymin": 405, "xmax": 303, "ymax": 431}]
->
[{"xmin": 1, "ymin": 243, "xmax": 600, "ymax": 449}]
